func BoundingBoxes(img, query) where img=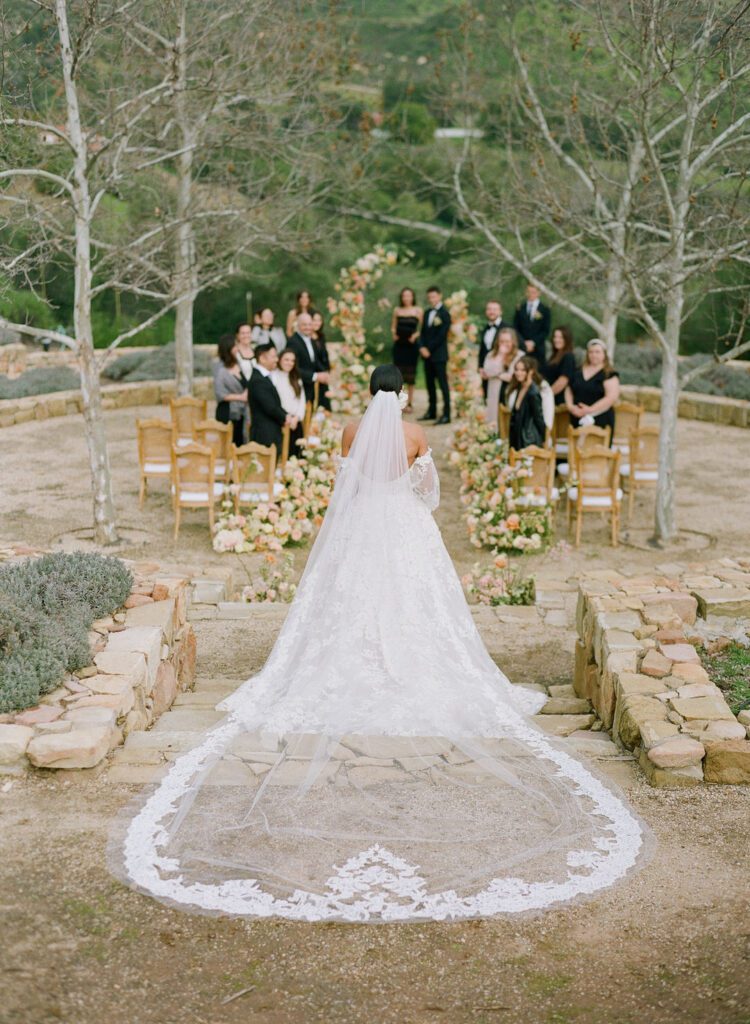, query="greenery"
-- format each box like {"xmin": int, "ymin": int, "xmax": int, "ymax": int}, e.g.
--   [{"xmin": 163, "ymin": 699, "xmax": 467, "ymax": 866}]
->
[
  {"xmin": 701, "ymin": 642, "xmax": 750, "ymax": 716},
  {"xmin": 0, "ymin": 553, "xmax": 133, "ymax": 713},
  {"xmin": 102, "ymin": 343, "xmax": 214, "ymax": 382},
  {"xmin": 0, "ymin": 366, "xmax": 80, "ymax": 399},
  {"xmin": 613, "ymin": 345, "xmax": 750, "ymax": 401}
]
